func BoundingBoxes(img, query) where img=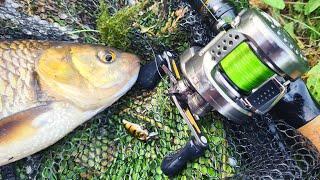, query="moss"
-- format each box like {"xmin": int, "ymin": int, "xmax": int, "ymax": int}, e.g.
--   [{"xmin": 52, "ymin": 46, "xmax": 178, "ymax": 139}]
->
[
  {"xmin": 97, "ymin": 1, "xmax": 144, "ymax": 50},
  {"xmin": 97, "ymin": 0, "xmax": 190, "ymax": 60}
]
